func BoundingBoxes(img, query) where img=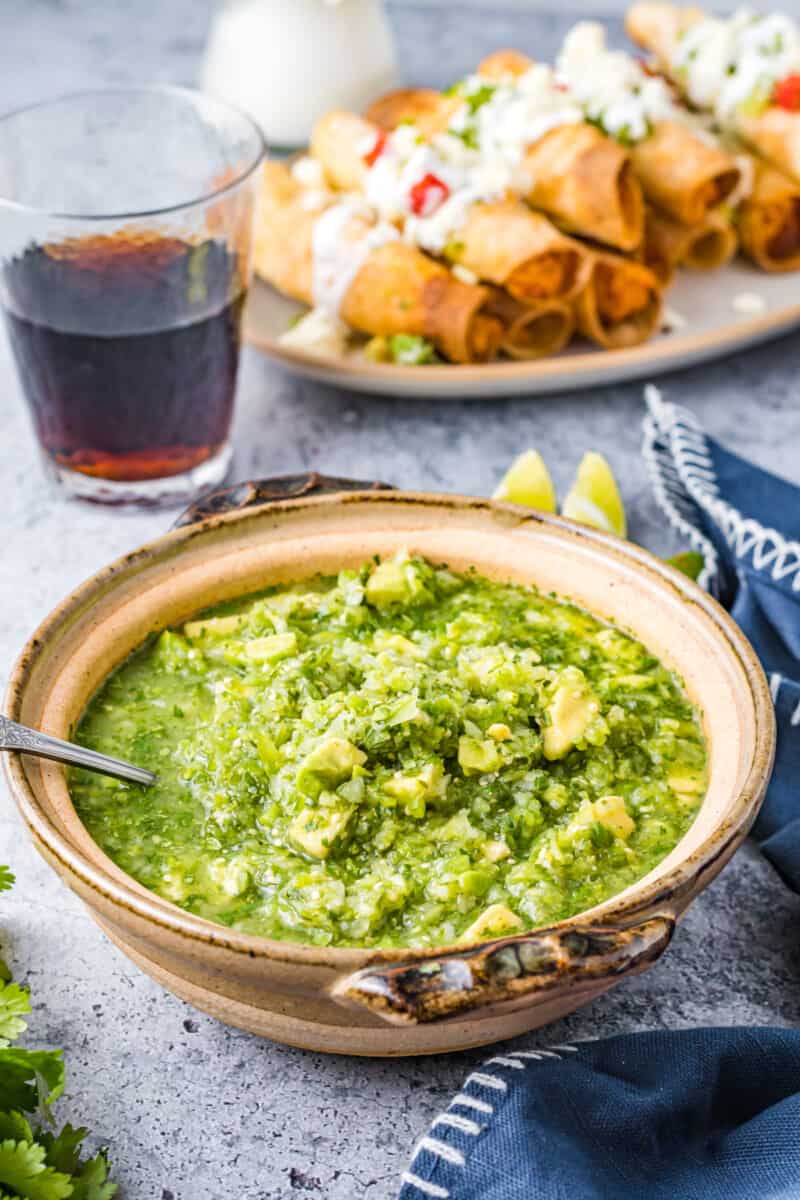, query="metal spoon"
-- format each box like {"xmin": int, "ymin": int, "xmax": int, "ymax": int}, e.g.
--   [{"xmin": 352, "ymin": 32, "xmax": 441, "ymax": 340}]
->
[{"xmin": 0, "ymin": 715, "xmax": 156, "ymax": 786}]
